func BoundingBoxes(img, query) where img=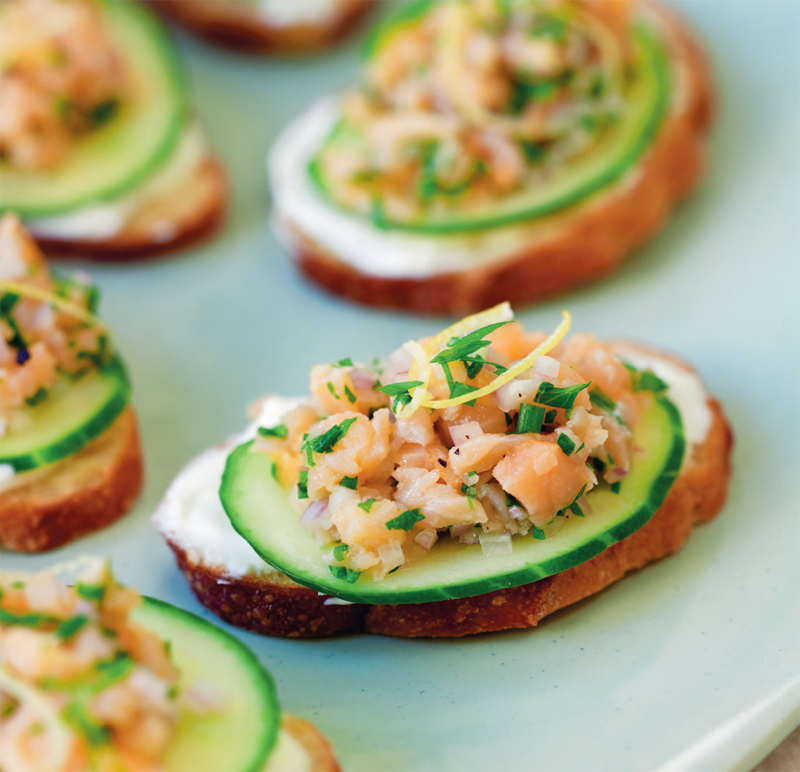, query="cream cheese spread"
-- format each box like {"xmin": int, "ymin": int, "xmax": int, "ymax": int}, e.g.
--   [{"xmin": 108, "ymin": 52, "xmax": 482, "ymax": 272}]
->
[
  {"xmin": 28, "ymin": 122, "xmax": 209, "ymax": 243},
  {"xmin": 263, "ymin": 728, "xmax": 313, "ymax": 772},
  {"xmin": 256, "ymin": 0, "xmax": 338, "ymax": 28},
  {"xmin": 152, "ymin": 396, "xmax": 300, "ymax": 579},
  {"xmin": 155, "ymin": 353, "xmax": 711, "ymax": 578}
]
